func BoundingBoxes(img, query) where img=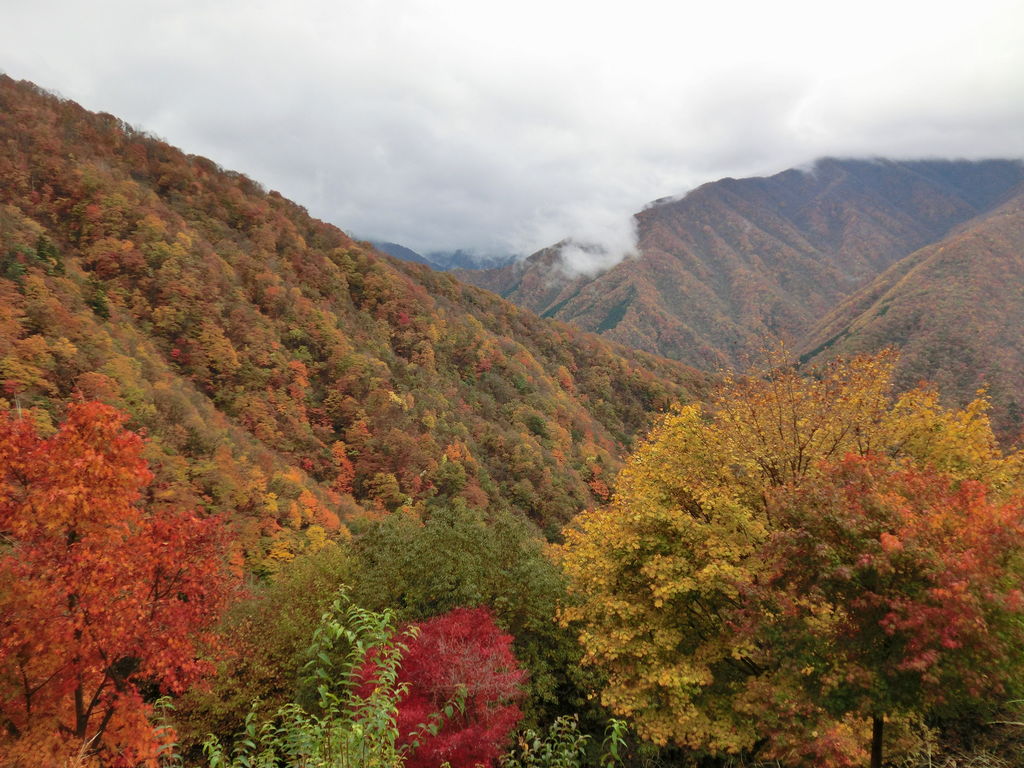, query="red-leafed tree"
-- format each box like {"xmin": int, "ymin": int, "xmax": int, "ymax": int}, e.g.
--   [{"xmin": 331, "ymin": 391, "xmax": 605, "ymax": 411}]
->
[
  {"xmin": 361, "ymin": 606, "xmax": 527, "ymax": 768},
  {"xmin": 0, "ymin": 402, "xmax": 234, "ymax": 767},
  {"xmin": 750, "ymin": 454, "xmax": 1024, "ymax": 768}
]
